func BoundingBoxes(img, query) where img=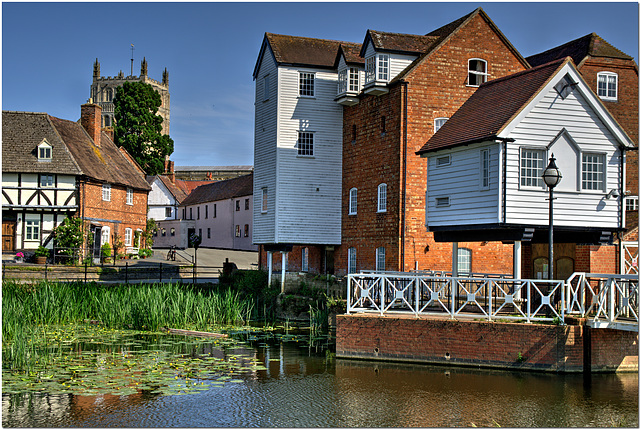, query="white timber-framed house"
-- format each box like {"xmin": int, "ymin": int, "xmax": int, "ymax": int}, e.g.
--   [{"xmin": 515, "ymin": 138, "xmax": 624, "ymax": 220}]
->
[{"xmin": 2, "ymin": 111, "xmax": 82, "ymax": 252}]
